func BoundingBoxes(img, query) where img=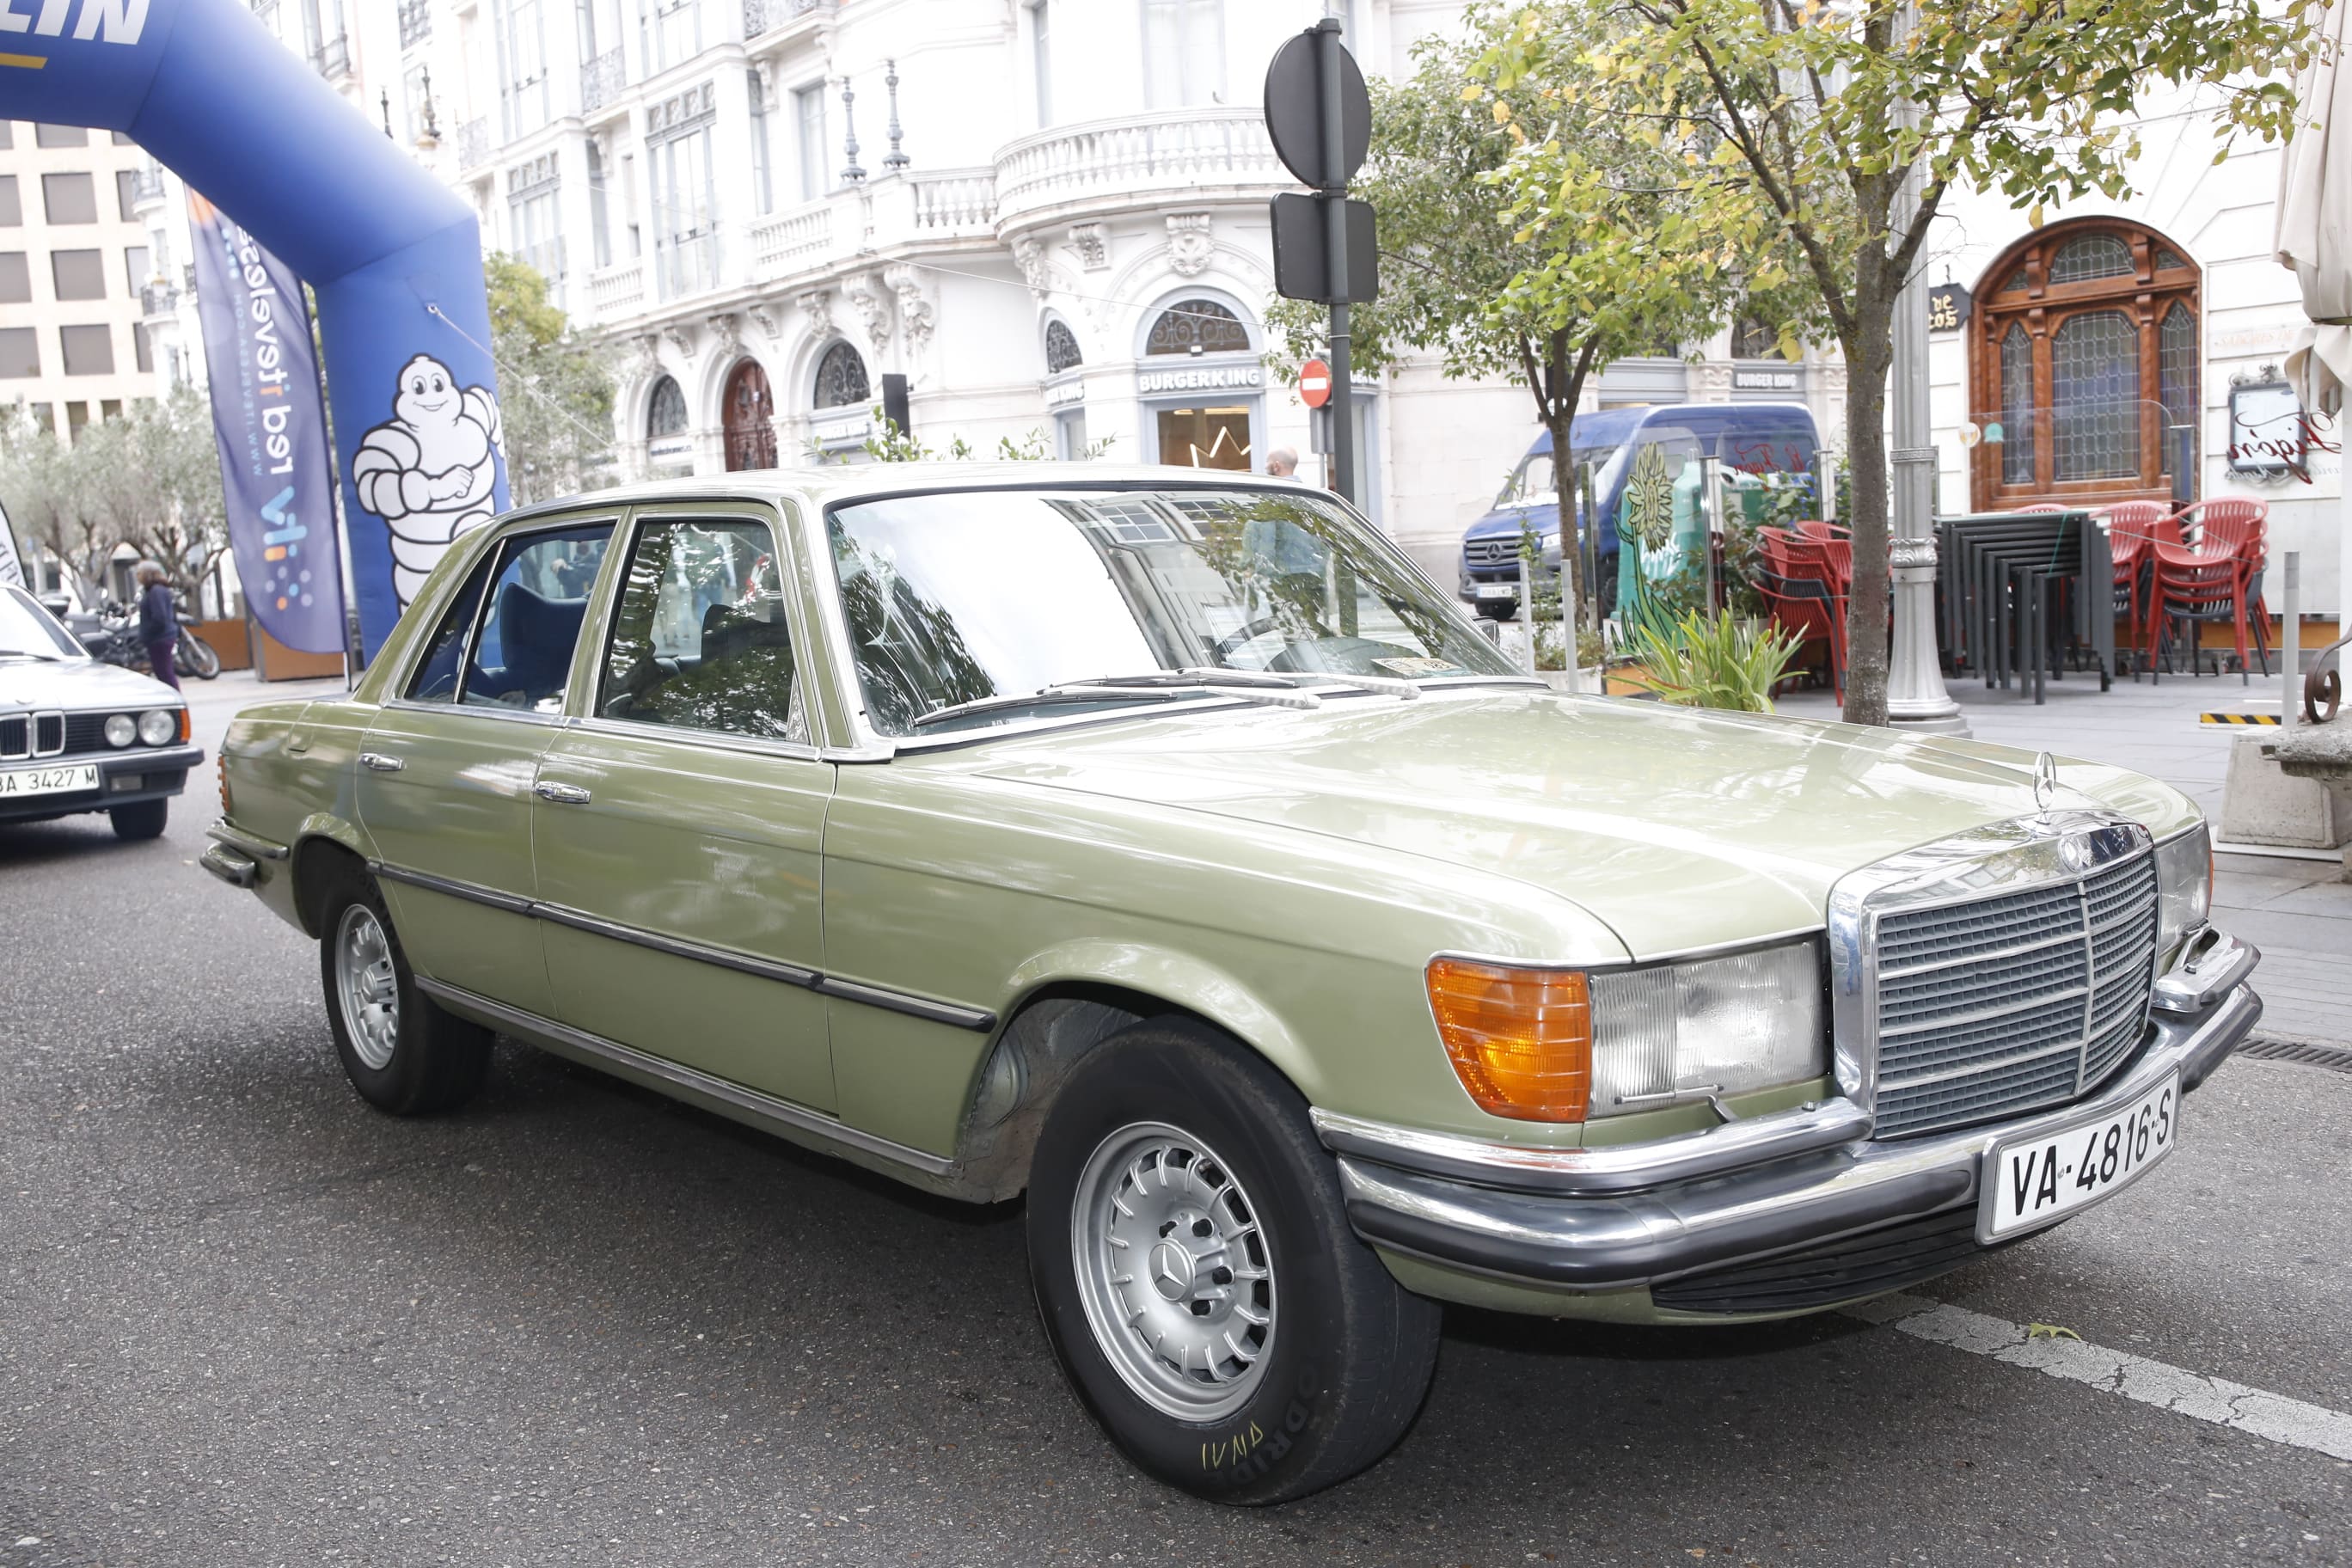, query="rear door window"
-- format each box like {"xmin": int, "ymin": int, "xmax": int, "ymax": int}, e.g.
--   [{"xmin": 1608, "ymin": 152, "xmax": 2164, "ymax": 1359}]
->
[{"xmin": 459, "ymin": 524, "xmax": 613, "ymax": 712}]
